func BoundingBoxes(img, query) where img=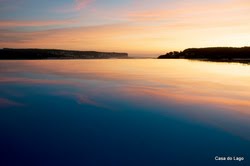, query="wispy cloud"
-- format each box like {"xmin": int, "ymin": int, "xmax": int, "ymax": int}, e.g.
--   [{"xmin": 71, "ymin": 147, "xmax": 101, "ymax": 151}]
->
[
  {"xmin": 53, "ymin": 91, "xmax": 111, "ymax": 109},
  {"xmin": 0, "ymin": 98, "xmax": 23, "ymax": 107},
  {"xmin": 54, "ymin": 0, "xmax": 94, "ymax": 13},
  {"xmin": 126, "ymin": 0, "xmax": 250, "ymax": 22},
  {"xmin": 75, "ymin": 0, "xmax": 94, "ymax": 11},
  {"xmin": 0, "ymin": 19, "xmax": 77, "ymax": 27},
  {"xmin": 0, "ymin": 77, "xmax": 87, "ymax": 88}
]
